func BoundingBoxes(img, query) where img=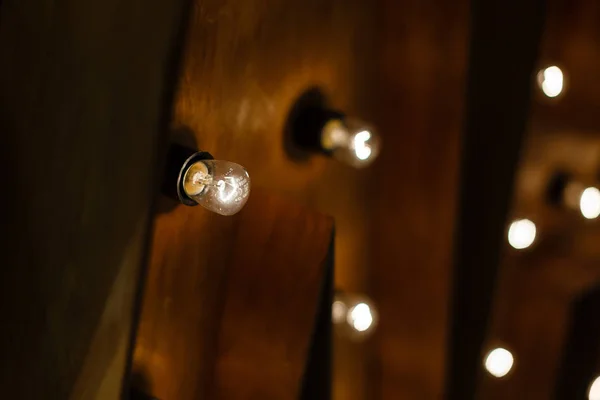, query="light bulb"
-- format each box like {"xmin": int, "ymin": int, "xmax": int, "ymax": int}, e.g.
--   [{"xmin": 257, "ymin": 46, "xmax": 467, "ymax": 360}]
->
[
  {"xmin": 182, "ymin": 159, "xmax": 251, "ymax": 216},
  {"xmin": 580, "ymin": 187, "xmax": 600, "ymax": 219},
  {"xmin": 589, "ymin": 376, "xmax": 600, "ymax": 400},
  {"xmin": 321, "ymin": 118, "xmax": 380, "ymax": 168},
  {"xmin": 484, "ymin": 347, "xmax": 514, "ymax": 378},
  {"xmin": 537, "ymin": 66, "xmax": 564, "ymax": 98},
  {"xmin": 347, "ymin": 302, "xmax": 374, "ymax": 332},
  {"xmin": 507, "ymin": 218, "xmax": 536, "ymax": 250},
  {"xmin": 332, "ymin": 300, "xmax": 348, "ymax": 325},
  {"xmin": 332, "ymin": 292, "xmax": 378, "ymax": 340}
]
